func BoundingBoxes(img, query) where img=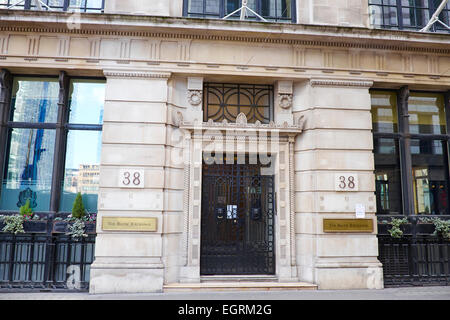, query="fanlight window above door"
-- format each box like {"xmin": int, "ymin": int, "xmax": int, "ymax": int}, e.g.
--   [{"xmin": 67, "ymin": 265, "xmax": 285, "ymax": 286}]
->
[{"xmin": 204, "ymin": 83, "xmax": 274, "ymax": 124}]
